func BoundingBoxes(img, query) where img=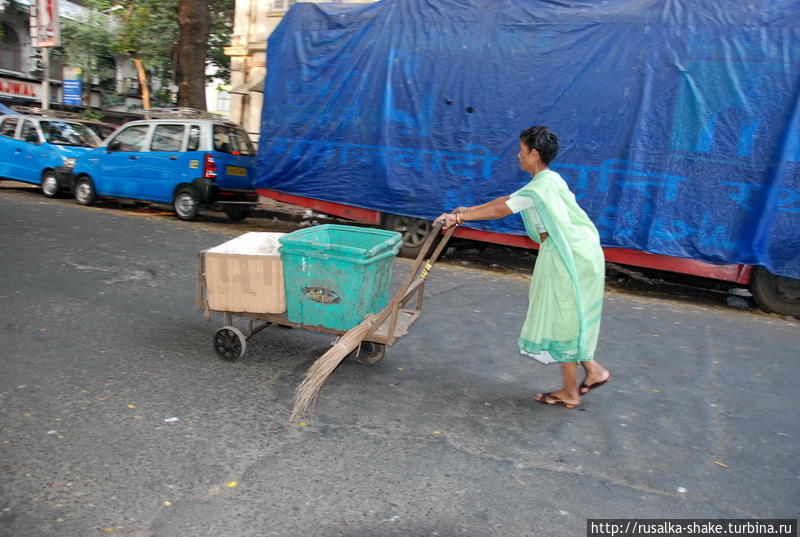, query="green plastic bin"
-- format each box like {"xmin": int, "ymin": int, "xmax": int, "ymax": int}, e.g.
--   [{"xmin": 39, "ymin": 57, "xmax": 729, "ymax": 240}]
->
[{"xmin": 278, "ymin": 225, "xmax": 402, "ymax": 331}]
